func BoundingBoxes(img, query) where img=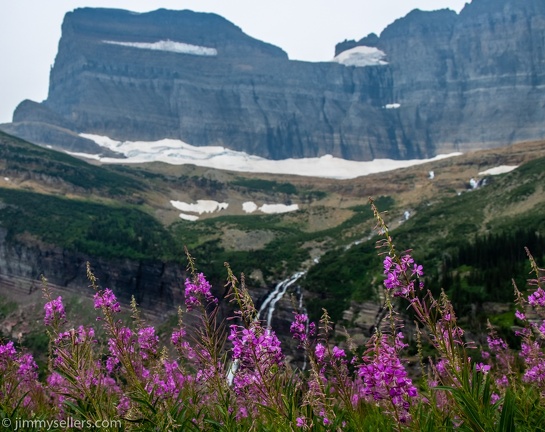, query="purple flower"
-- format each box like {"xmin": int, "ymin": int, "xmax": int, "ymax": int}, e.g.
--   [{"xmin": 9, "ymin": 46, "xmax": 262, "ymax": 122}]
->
[
  {"xmin": 383, "ymin": 256, "xmax": 394, "ymax": 273},
  {"xmin": 382, "ymin": 253, "xmax": 423, "ymax": 298},
  {"xmin": 171, "ymin": 328, "xmax": 186, "ymax": 346},
  {"xmin": 171, "ymin": 328, "xmax": 196, "ymax": 359},
  {"xmin": 357, "ymin": 334, "xmax": 418, "ymax": 422},
  {"xmin": 93, "ymin": 288, "xmax": 121, "ymax": 313},
  {"xmin": 76, "ymin": 326, "xmax": 95, "ymax": 345},
  {"xmin": 496, "ymin": 375, "xmax": 508, "ymax": 387},
  {"xmin": 138, "ymin": 326, "xmax": 158, "ymax": 359},
  {"xmin": 0, "ymin": 341, "xmax": 16, "ymax": 361},
  {"xmin": 332, "ymin": 346, "xmax": 346, "ymax": 359},
  {"xmin": 315, "ymin": 343, "xmax": 326, "ymax": 363},
  {"xmin": 117, "ymin": 396, "xmax": 131, "ymax": 417},
  {"xmin": 290, "ymin": 313, "xmax": 313, "ymax": 347},
  {"xmin": 412, "ymin": 263, "xmax": 424, "ymax": 277},
  {"xmin": 524, "ymin": 363, "xmax": 545, "ymax": 383},
  {"xmin": 184, "ymin": 273, "xmax": 217, "ymax": 310},
  {"xmin": 17, "ymin": 353, "xmax": 38, "ymax": 382},
  {"xmin": 515, "ymin": 310, "xmax": 526, "ymax": 321},
  {"xmin": 44, "ymin": 296, "xmax": 66, "ymax": 325},
  {"xmin": 487, "ymin": 336, "xmax": 508, "ymax": 353},
  {"xmin": 528, "ymin": 287, "xmax": 545, "ymax": 307},
  {"xmin": 228, "ymin": 324, "xmax": 284, "ymax": 397},
  {"xmin": 475, "ymin": 362, "xmax": 491, "ymax": 374},
  {"xmin": 296, "ymin": 417, "xmax": 307, "ymax": 428}
]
